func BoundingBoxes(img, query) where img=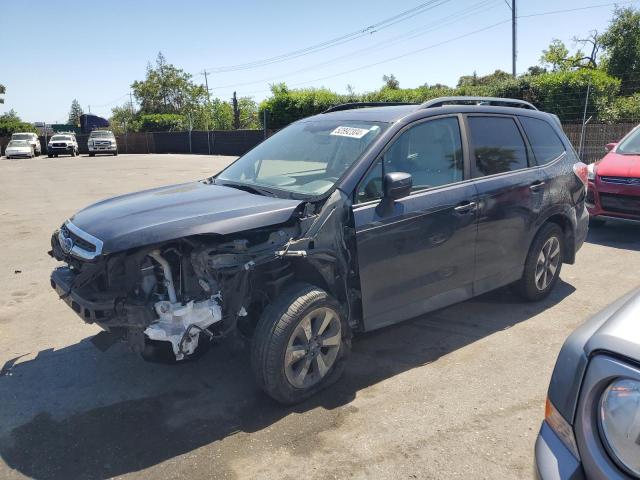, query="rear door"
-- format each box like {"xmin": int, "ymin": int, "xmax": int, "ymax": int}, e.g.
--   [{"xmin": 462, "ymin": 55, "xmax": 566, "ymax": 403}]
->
[
  {"xmin": 465, "ymin": 114, "xmax": 545, "ymax": 294},
  {"xmin": 353, "ymin": 115, "xmax": 479, "ymax": 331}
]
